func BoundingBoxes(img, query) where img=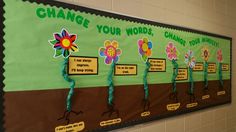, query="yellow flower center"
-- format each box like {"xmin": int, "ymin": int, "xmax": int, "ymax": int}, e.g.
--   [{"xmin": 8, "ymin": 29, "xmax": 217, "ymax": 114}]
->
[
  {"xmin": 61, "ymin": 38, "xmax": 71, "ymax": 48},
  {"xmin": 142, "ymin": 43, "xmax": 148, "ymax": 52},
  {"xmin": 170, "ymin": 48, "xmax": 174, "ymax": 54},
  {"xmin": 107, "ymin": 47, "xmax": 116, "ymax": 57},
  {"xmin": 204, "ymin": 50, "xmax": 208, "ymax": 57}
]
